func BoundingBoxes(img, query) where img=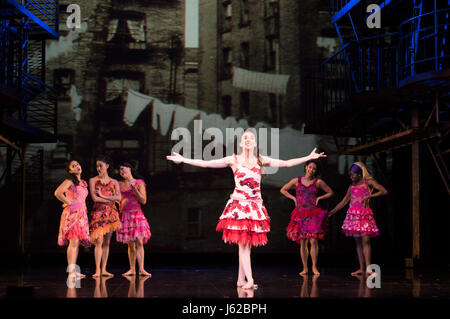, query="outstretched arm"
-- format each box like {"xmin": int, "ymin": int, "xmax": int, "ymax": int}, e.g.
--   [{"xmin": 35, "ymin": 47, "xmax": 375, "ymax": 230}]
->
[
  {"xmin": 328, "ymin": 186, "xmax": 351, "ymax": 217},
  {"xmin": 280, "ymin": 178, "xmax": 298, "ymax": 205},
  {"xmin": 166, "ymin": 152, "xmax": 233, "ymax": 168},
  {"xmin": 261, "ymin": 148, "xmax": 326, "ymax": 168}
]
